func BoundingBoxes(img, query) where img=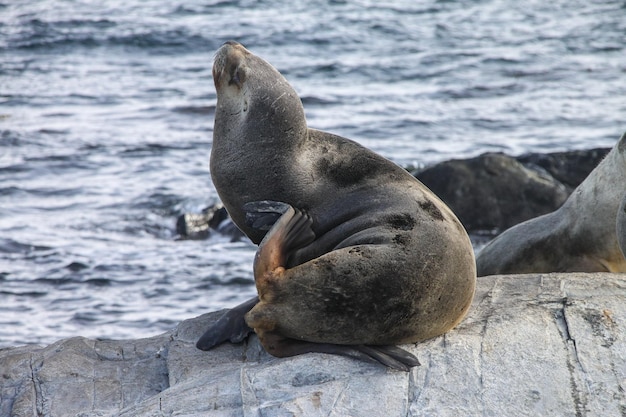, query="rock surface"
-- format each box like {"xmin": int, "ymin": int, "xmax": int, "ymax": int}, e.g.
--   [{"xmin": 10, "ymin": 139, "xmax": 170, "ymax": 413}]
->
[{"xmin": 3, "ymin": 273, "xmax": 626, "ymax": 417}]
